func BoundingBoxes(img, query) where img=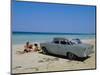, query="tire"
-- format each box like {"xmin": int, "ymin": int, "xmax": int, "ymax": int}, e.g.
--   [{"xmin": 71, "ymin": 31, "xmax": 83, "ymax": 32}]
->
[
  {"xmin": 42, "ymin": 47, "xmax": 48, "ymax": 54},
  {"xmin": 67, "ymin": 52, "xmax": 76, "ymax": 60}
]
